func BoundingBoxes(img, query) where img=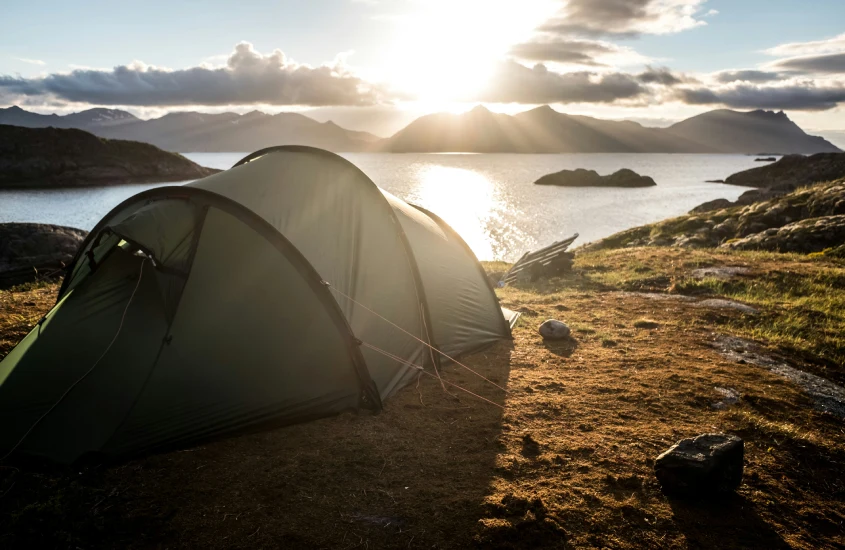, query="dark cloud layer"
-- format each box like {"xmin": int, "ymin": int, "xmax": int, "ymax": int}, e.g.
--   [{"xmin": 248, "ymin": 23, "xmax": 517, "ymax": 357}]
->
[
  {"xmin": 509, "ymin": 38, "xmax": 615, "ymax": 66},
  {"xmin": 714, "ymin": 70, "xmax": 783, "ymax": 83},
  {"xmin": 0, "ymin": 42, "xmax": 386, "ymax": 107},
  {"xmin": 477, "ymin": 61, "xmax": 645, "ymax": 104},
  {"xmin": 637, "ymin": 66, "xmax": 689, "ymax": 86},
  {"xmin": 676, "ymin": 83, "xmax": 845, "ymax": 111},
  {"xmin": 772, "ymin": 52, "xmax": 845, "ymax": 75}
]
